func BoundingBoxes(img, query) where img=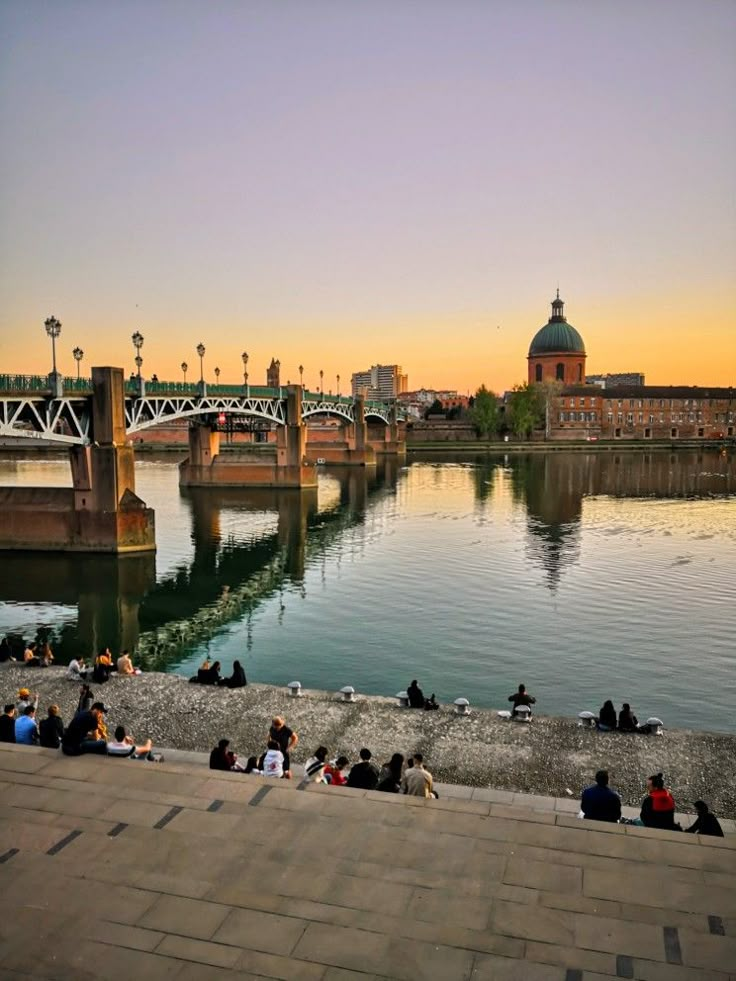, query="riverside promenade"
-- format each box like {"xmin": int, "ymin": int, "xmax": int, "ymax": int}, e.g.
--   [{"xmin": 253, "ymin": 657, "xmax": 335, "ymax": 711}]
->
[
  {"xmin": 2, "ymin": 666, "xmax": 735, "ymax": 819},
  {"xmin": 0, "ymin": 742, "xmax": 735, "ymax": 980}
]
